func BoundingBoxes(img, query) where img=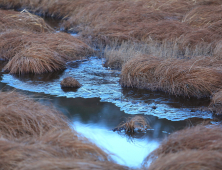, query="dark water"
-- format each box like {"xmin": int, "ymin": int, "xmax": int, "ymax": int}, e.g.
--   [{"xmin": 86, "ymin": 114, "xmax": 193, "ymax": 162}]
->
[{"xmin": 0, "ymin": 18, "xmax": 215, "ymax": 167}]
